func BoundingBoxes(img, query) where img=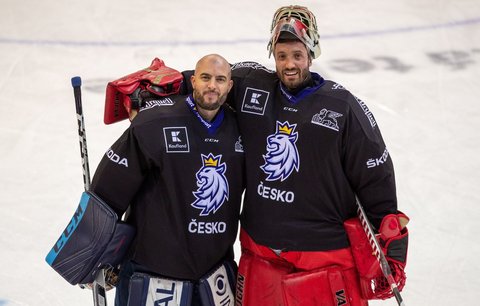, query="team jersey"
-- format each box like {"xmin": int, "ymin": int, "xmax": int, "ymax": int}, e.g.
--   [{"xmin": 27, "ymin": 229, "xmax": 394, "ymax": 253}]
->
[
  {"xmin": 221, "ymin": 62, "xmax": 397, "ymax": 252},
  {"xmin": 90, "ymin": 95, "xmax": 245, "ymax": 280}
]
